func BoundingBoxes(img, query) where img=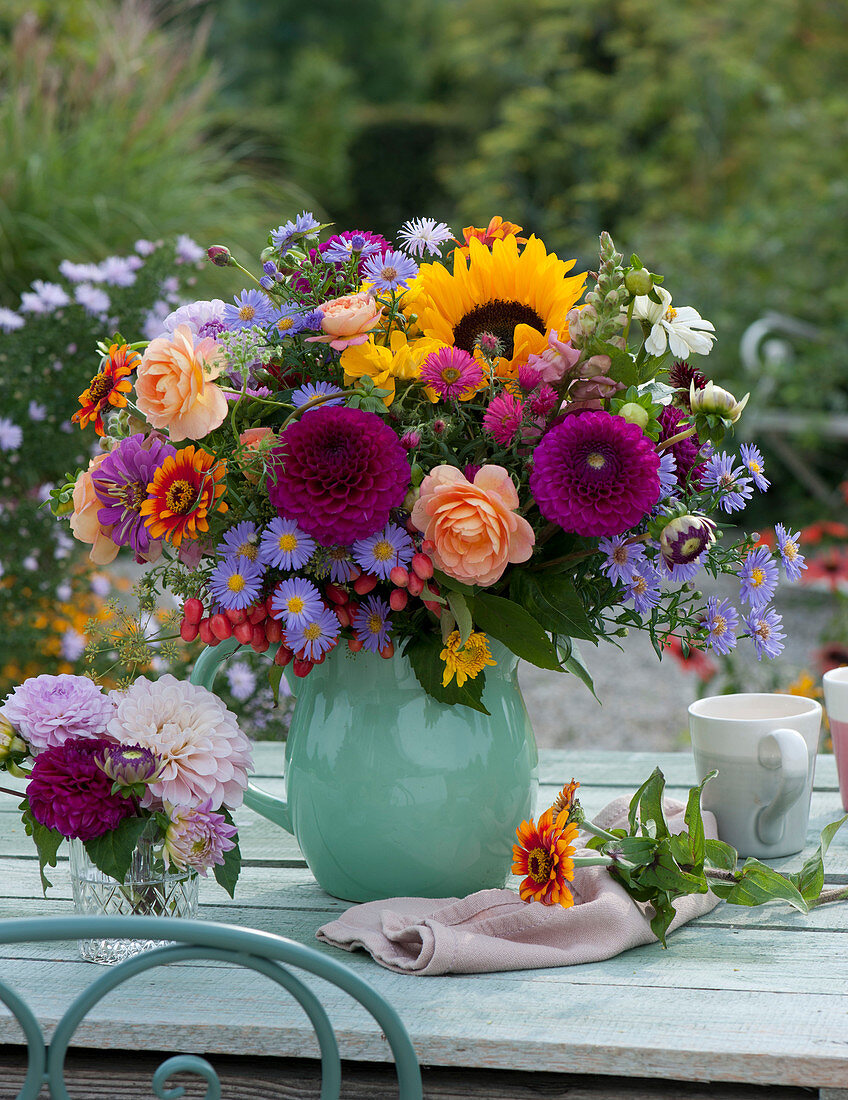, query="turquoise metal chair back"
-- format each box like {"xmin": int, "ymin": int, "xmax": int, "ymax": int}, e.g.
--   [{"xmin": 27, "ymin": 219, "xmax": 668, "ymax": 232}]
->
[{"xmin": 0, "ymin": 915, "xmax": 422, "ymax": 1100}]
